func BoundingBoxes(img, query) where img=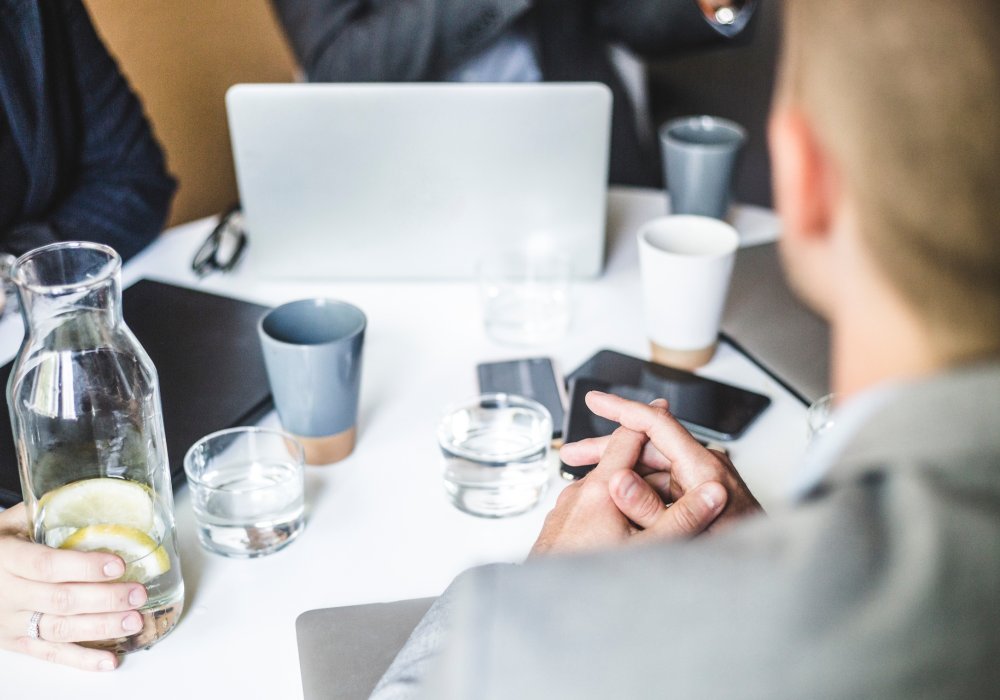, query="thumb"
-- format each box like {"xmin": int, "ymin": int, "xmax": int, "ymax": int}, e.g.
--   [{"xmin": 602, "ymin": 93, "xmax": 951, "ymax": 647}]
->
[
  {"xmin": 609, "ymin": 470, "xmax": 668, "ymax": 530},
  {"xmin": 610, "ymin": 476, "xmax": 727, "ymax": 541},
  {"xmin": 651, "ymin": 481, "xmax": 727, "ymax": 539}
]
